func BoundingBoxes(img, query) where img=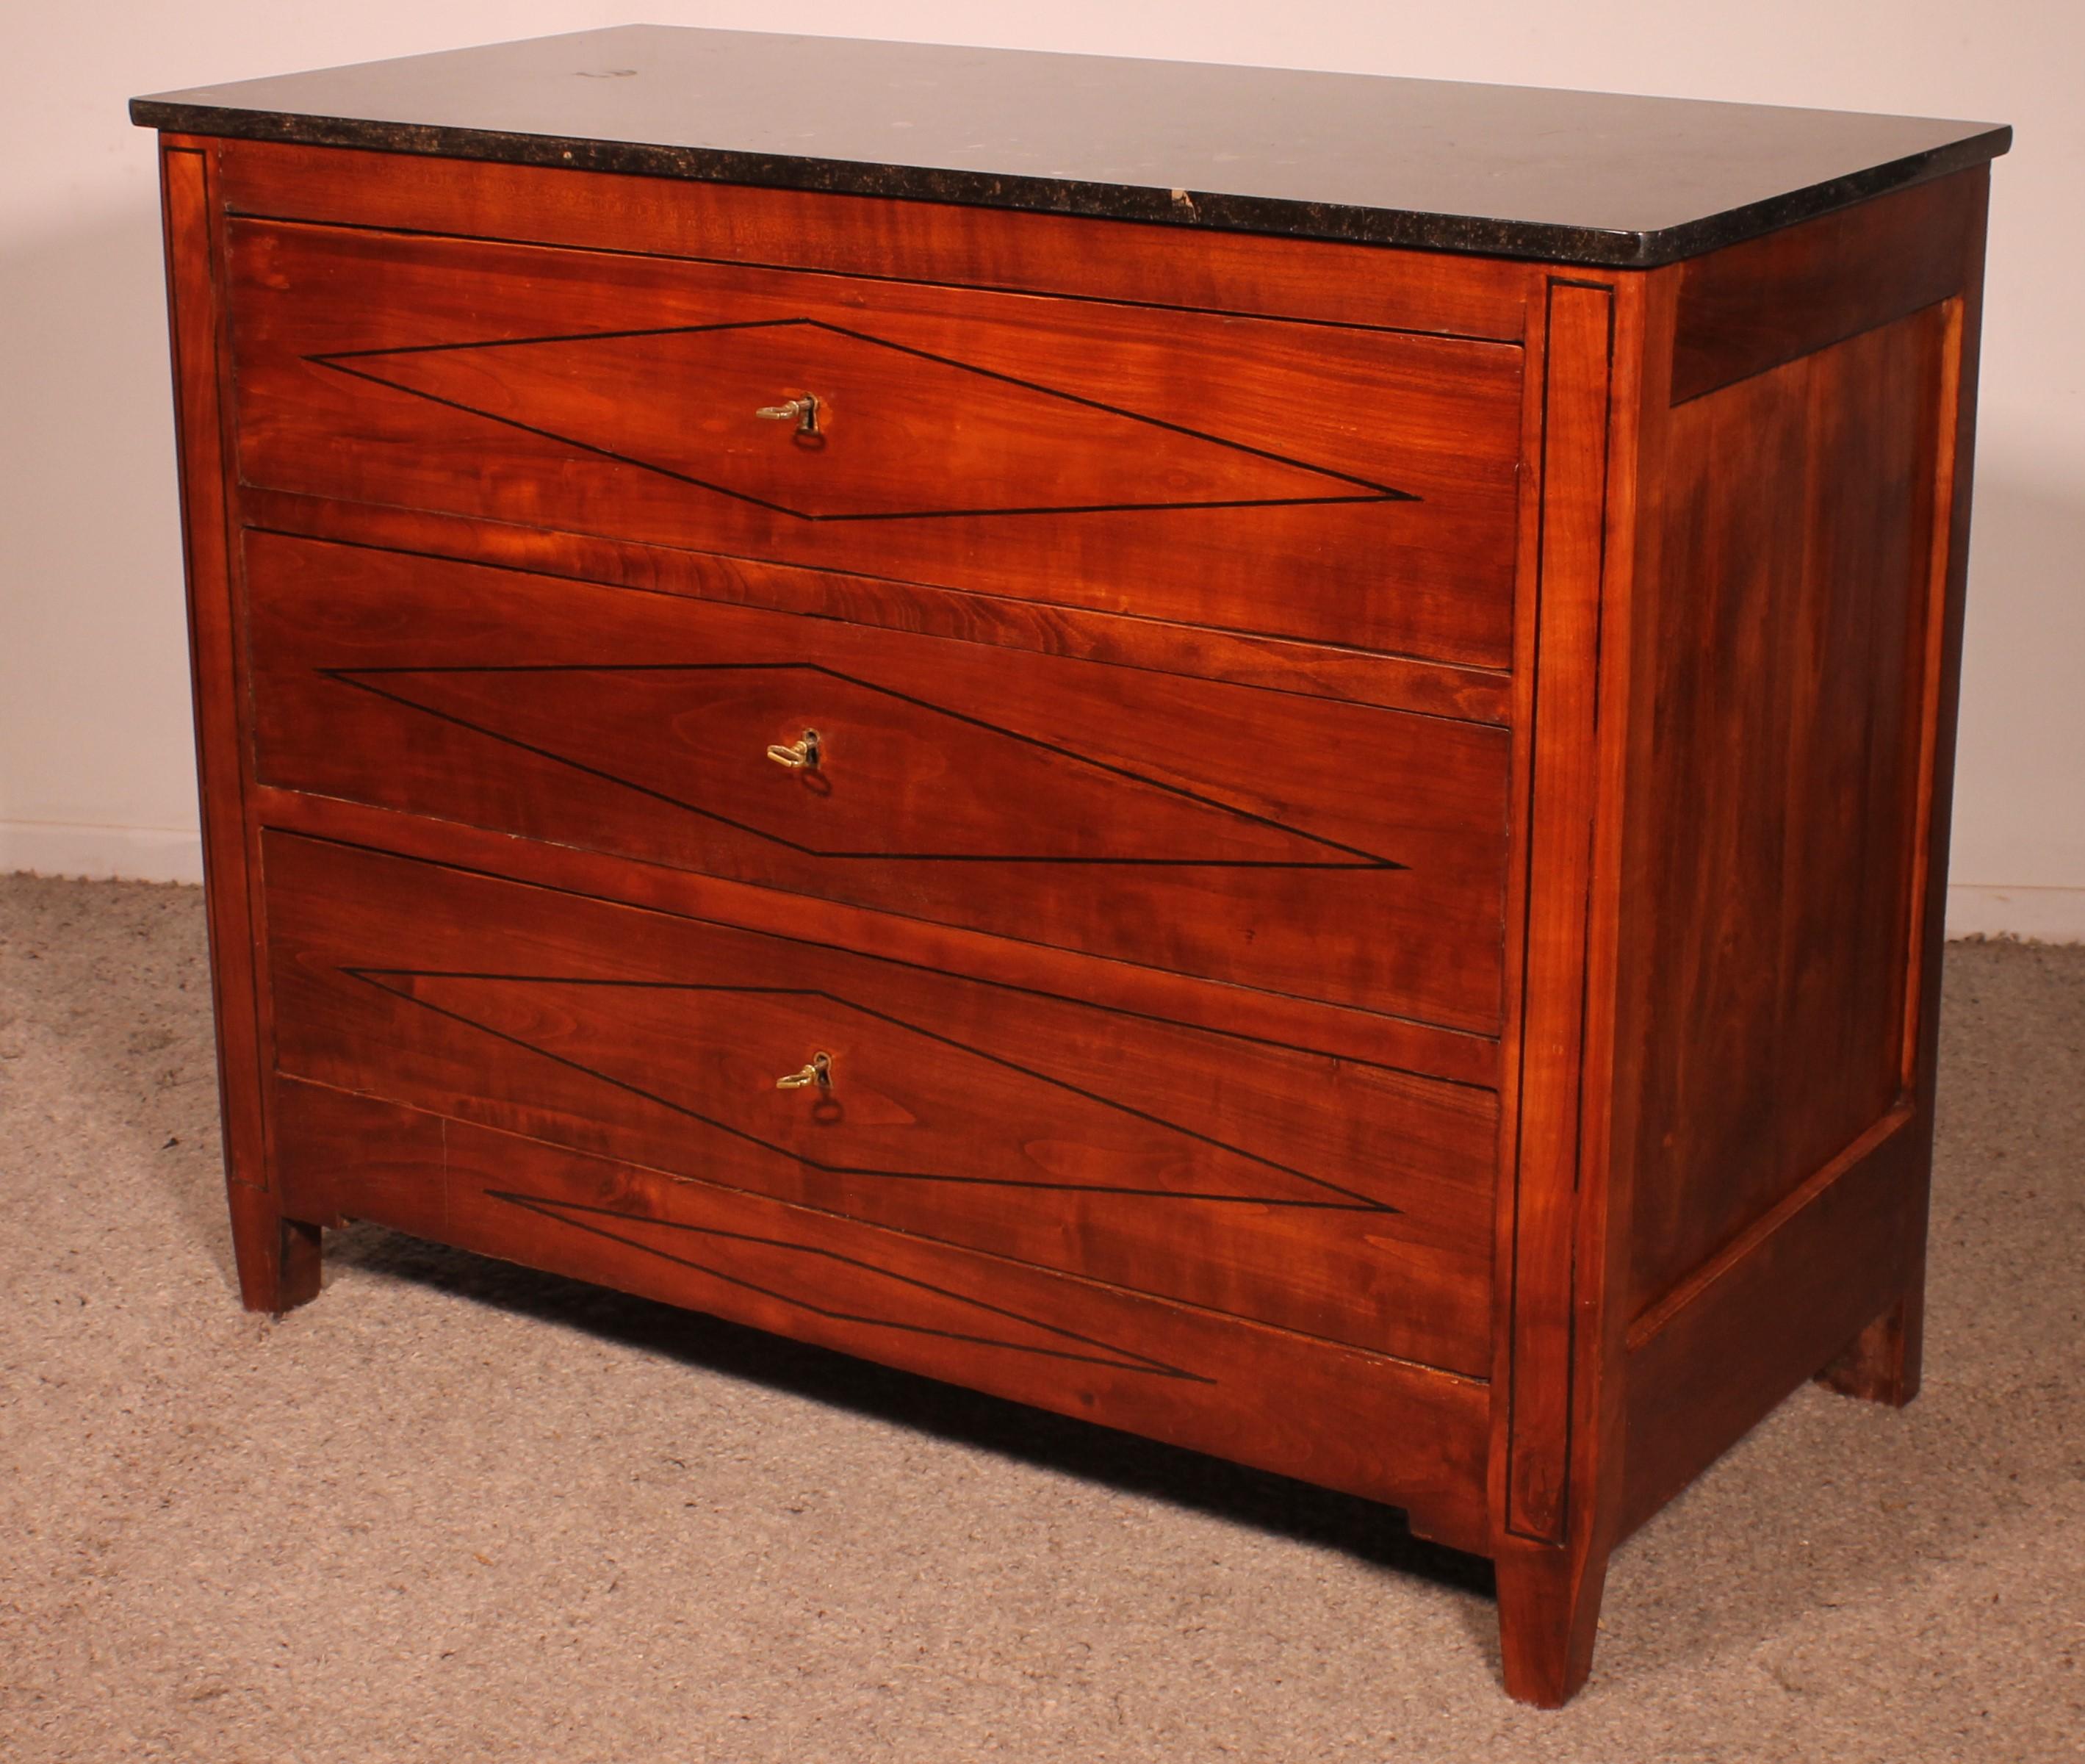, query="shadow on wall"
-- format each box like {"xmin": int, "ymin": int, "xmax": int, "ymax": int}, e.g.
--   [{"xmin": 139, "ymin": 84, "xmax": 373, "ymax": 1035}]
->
[
  {"xmin": 1948, "ymin": 459, "xmax": 2085, "ymax": 929},
  {"xmin": 0, "ymin": 197, "xmax": 198, "ymax": 842}
]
